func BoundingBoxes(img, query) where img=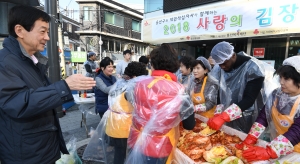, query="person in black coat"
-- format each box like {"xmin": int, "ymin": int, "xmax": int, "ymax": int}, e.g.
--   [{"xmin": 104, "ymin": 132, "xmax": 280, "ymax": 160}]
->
[{"xmin": 0, "ymin": 5, "xmax": 95, "ymax": 164}]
